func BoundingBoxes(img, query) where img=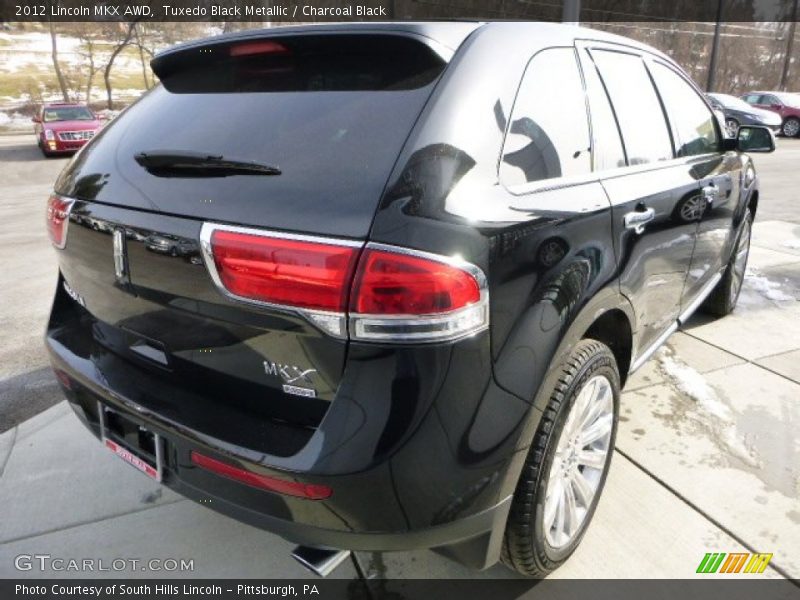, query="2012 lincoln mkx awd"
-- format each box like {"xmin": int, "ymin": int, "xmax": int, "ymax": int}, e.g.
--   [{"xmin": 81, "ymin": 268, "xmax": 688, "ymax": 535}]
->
[{"xmin": 45, "ymin": 22, "xmax": 774, "ymax": 577}]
